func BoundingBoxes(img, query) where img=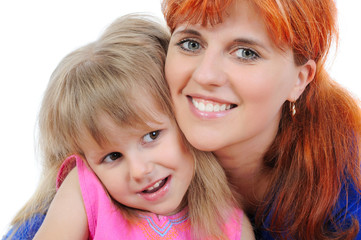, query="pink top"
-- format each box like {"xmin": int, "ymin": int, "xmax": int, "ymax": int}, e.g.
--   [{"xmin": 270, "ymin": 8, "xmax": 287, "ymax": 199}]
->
[{"xmin": 57, "ymin": 155, "xmax": 243, "ymax": 239}]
